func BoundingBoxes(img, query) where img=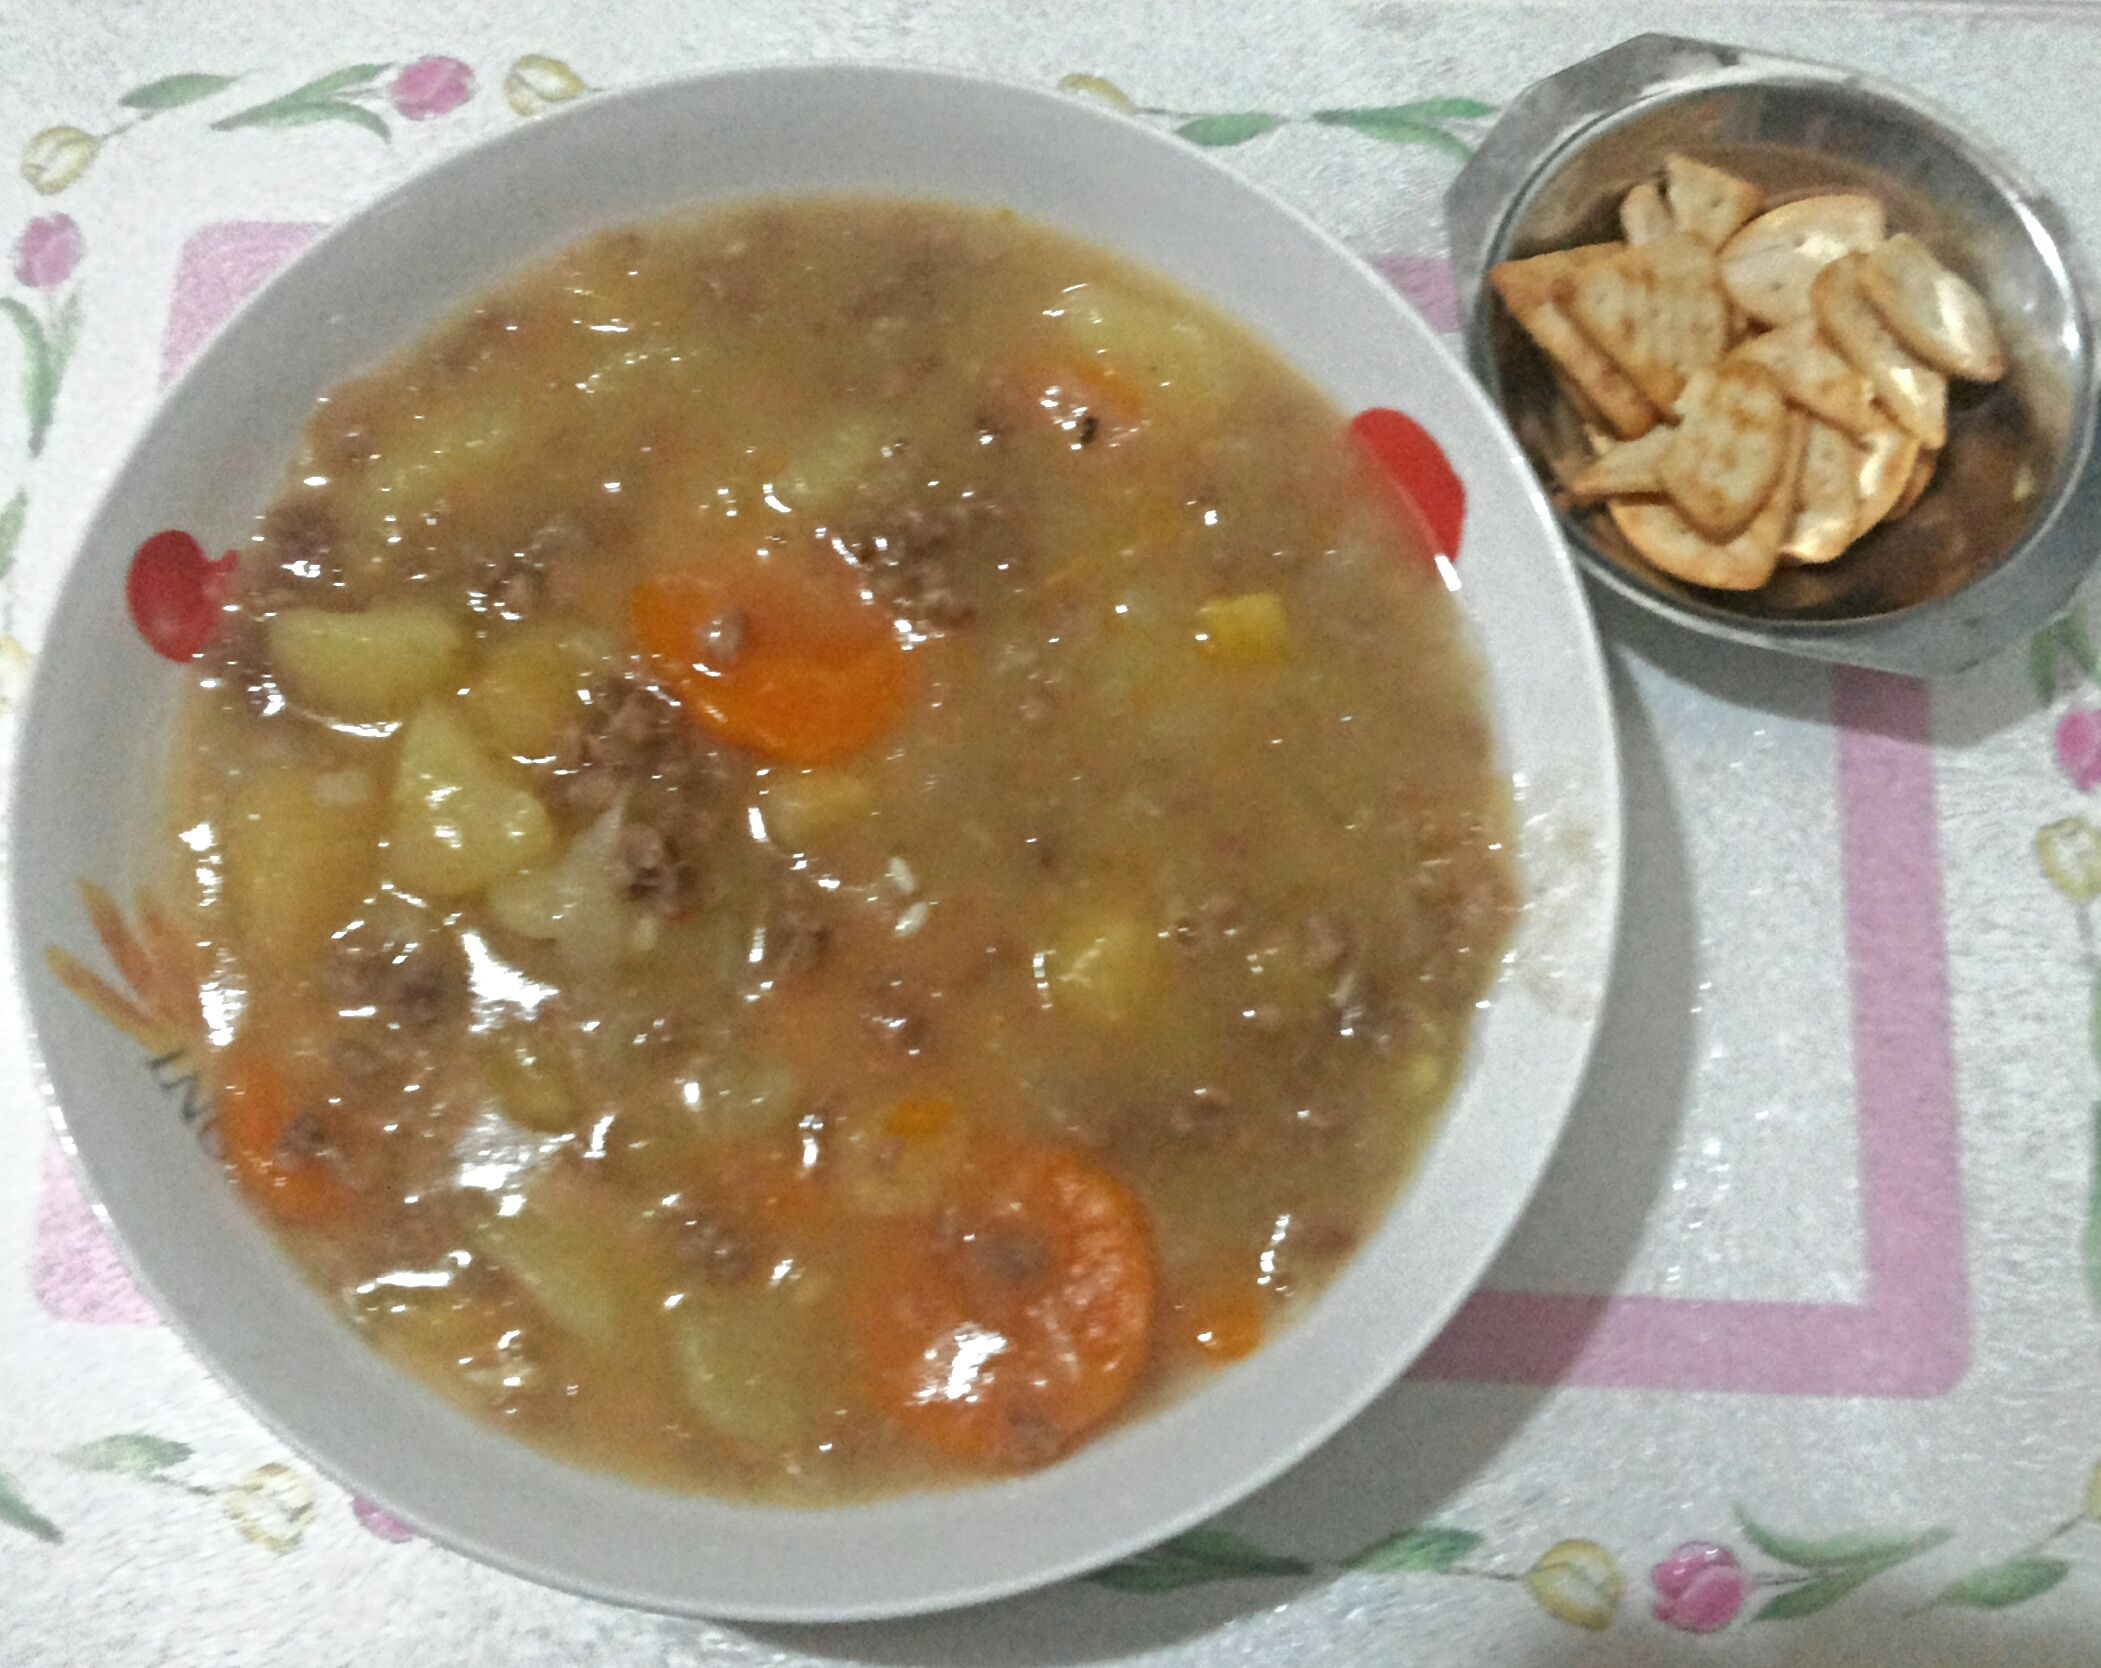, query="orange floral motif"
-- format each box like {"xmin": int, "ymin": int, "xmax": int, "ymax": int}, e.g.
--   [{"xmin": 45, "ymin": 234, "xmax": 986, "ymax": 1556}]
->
[{"xmin": 44, "ymin": 883, "xmax": 207, "ymax": 1121}]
